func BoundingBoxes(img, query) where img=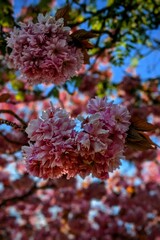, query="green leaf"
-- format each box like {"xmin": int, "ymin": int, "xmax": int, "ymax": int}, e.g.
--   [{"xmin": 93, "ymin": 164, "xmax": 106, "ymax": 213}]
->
[
  {"xmin": 130, "ymin": 57, "xmax": 139, "ymax": 68},
  {"xmin": 107, "ymin": 0, "xmax": 114, "ymax": 7},
  {"xmin": 15, "ymin": 92, "xmax": 24, "ymax": 101},
  {"xmin": 0, "ymin": 0, "xmax": 14, "ymax": 27},
  {"xmin": 52, "ymin": 87, "xmax": 59, "ymax": 98},
  {"xmin": 11, "ymin": 79, "xmax": 24, "ymax": 91}
]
